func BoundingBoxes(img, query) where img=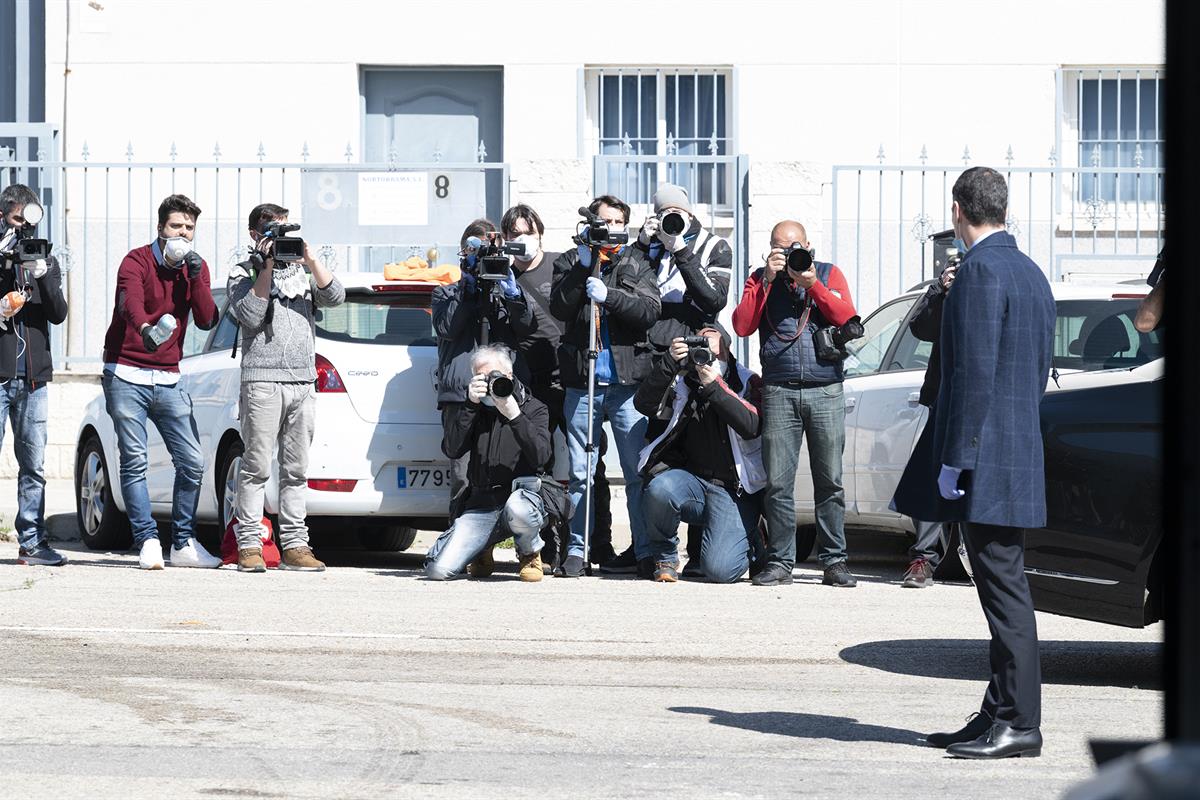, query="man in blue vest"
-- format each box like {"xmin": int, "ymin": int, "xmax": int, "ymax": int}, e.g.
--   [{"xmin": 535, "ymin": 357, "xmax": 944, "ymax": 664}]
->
[{"xmin": 732, "ymin": 220, "xmax": 858, "ymax": 588}]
